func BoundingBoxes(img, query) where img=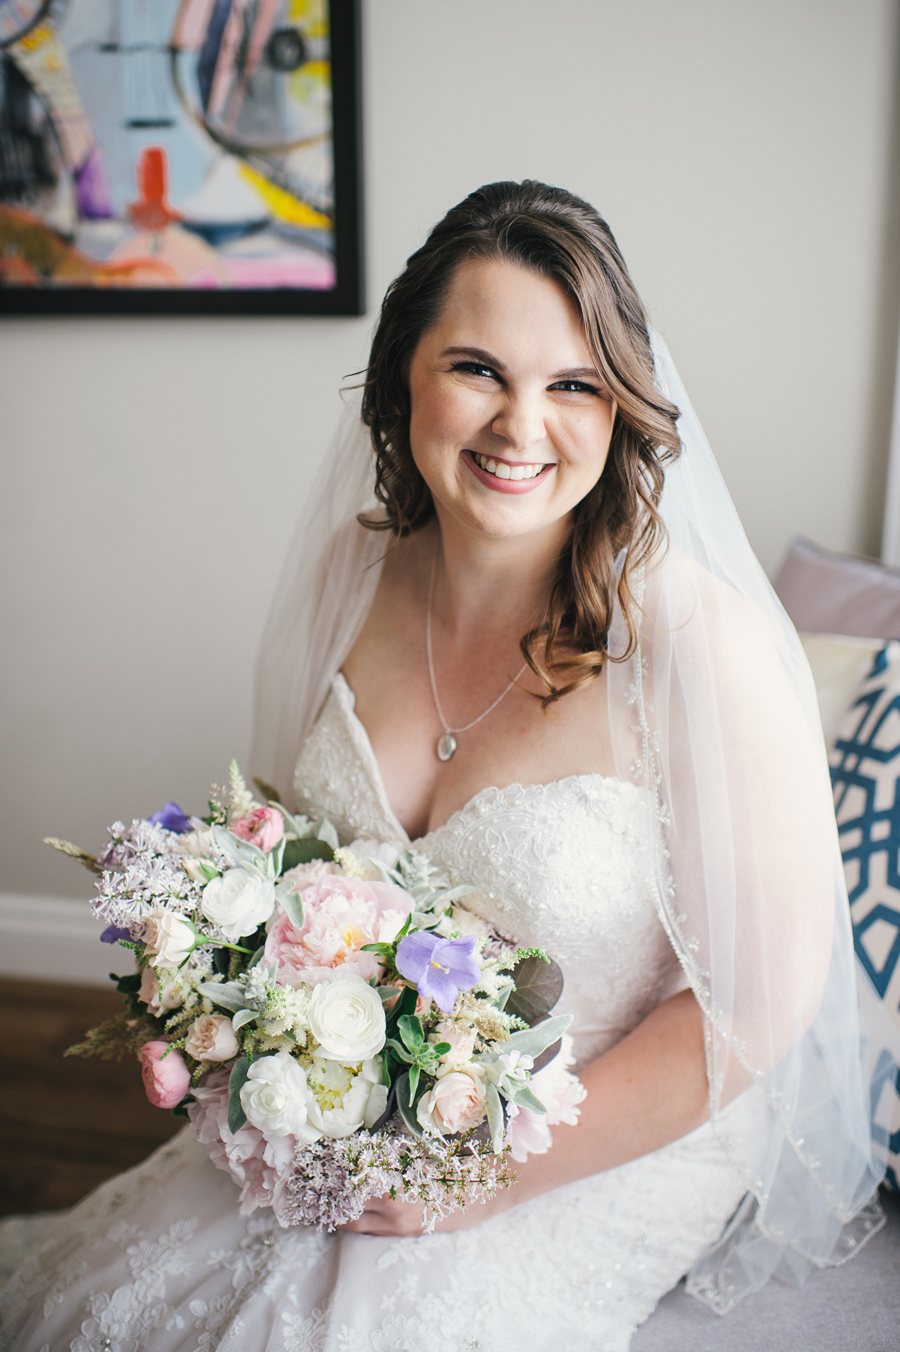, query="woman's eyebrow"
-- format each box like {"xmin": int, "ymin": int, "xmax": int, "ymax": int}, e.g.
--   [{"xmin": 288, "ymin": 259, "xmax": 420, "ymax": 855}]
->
[
  {"xmin": 441, "ymin": 345, "xmax": 506, "ymax": 370},
  {"xmin": 552, "ymin": 366, "xmax": 603, "ymax": 381}
]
